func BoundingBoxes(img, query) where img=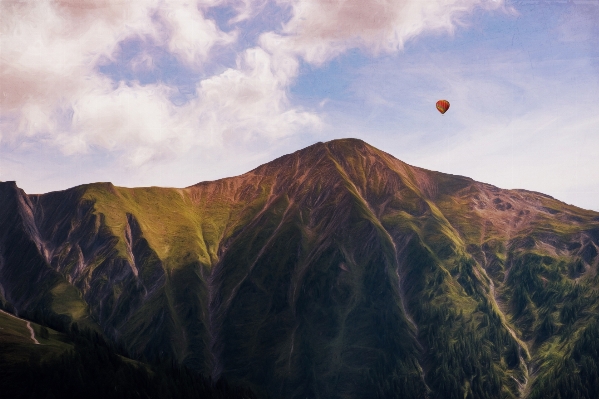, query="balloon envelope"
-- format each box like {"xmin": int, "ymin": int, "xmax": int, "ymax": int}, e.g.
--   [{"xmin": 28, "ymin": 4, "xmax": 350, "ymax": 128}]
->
[{"xmin": 436, "ymin": 100, "xmax": 450, "ymax": 114}]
